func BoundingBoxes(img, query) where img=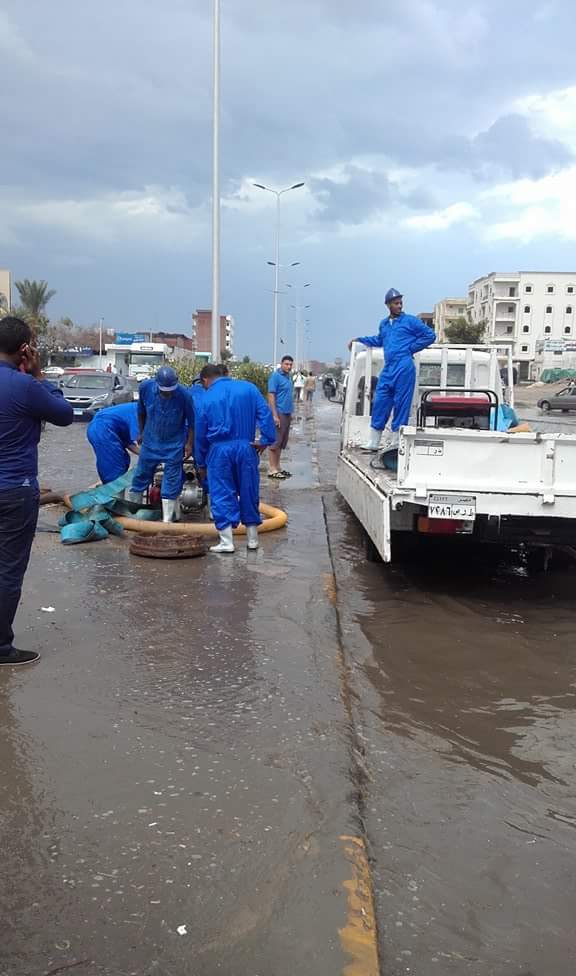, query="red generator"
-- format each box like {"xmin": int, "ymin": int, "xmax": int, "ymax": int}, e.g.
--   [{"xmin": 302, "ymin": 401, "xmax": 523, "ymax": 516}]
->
[{"xmin": 417, "ymin": 389, "xmax": 498, "ymax": 431}]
